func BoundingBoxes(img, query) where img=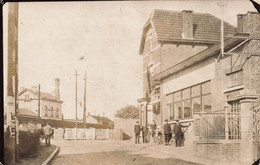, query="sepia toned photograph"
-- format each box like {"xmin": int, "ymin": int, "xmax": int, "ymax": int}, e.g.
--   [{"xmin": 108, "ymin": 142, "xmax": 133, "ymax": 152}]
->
[{"xmin": 2, "ymin": 0, "xmax": 260, "ymax": 164}]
